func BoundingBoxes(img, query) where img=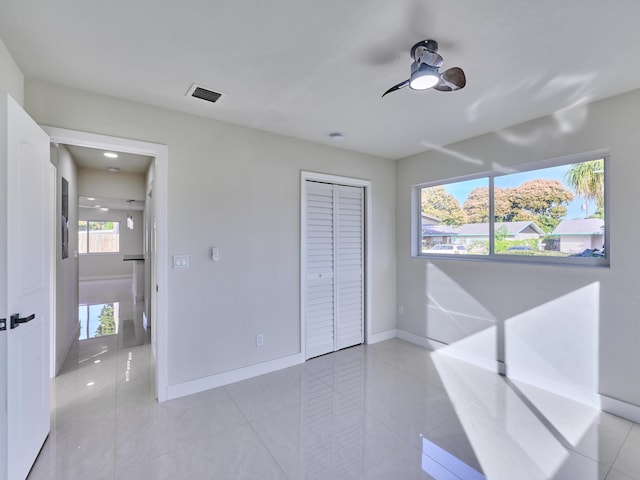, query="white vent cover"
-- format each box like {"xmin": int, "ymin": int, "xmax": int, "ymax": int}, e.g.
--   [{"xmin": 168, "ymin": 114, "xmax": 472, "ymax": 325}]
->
[{"xmin": 186, "ymin": 83, "xmax": 225, "ymax": 104}]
